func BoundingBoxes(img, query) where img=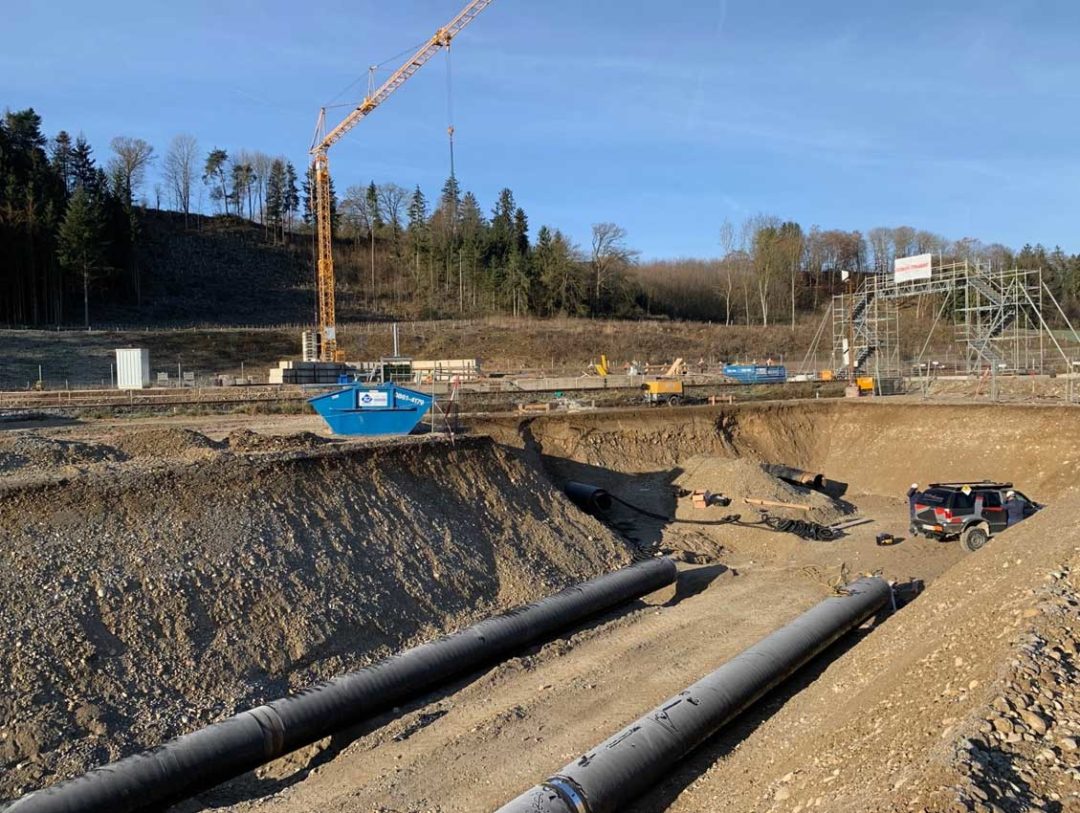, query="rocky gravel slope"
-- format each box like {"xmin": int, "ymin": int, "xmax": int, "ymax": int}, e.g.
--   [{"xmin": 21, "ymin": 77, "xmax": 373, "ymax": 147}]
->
[{"xmin": 0, "ymin": 432, "xmax": 629, "ymax": 800}]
